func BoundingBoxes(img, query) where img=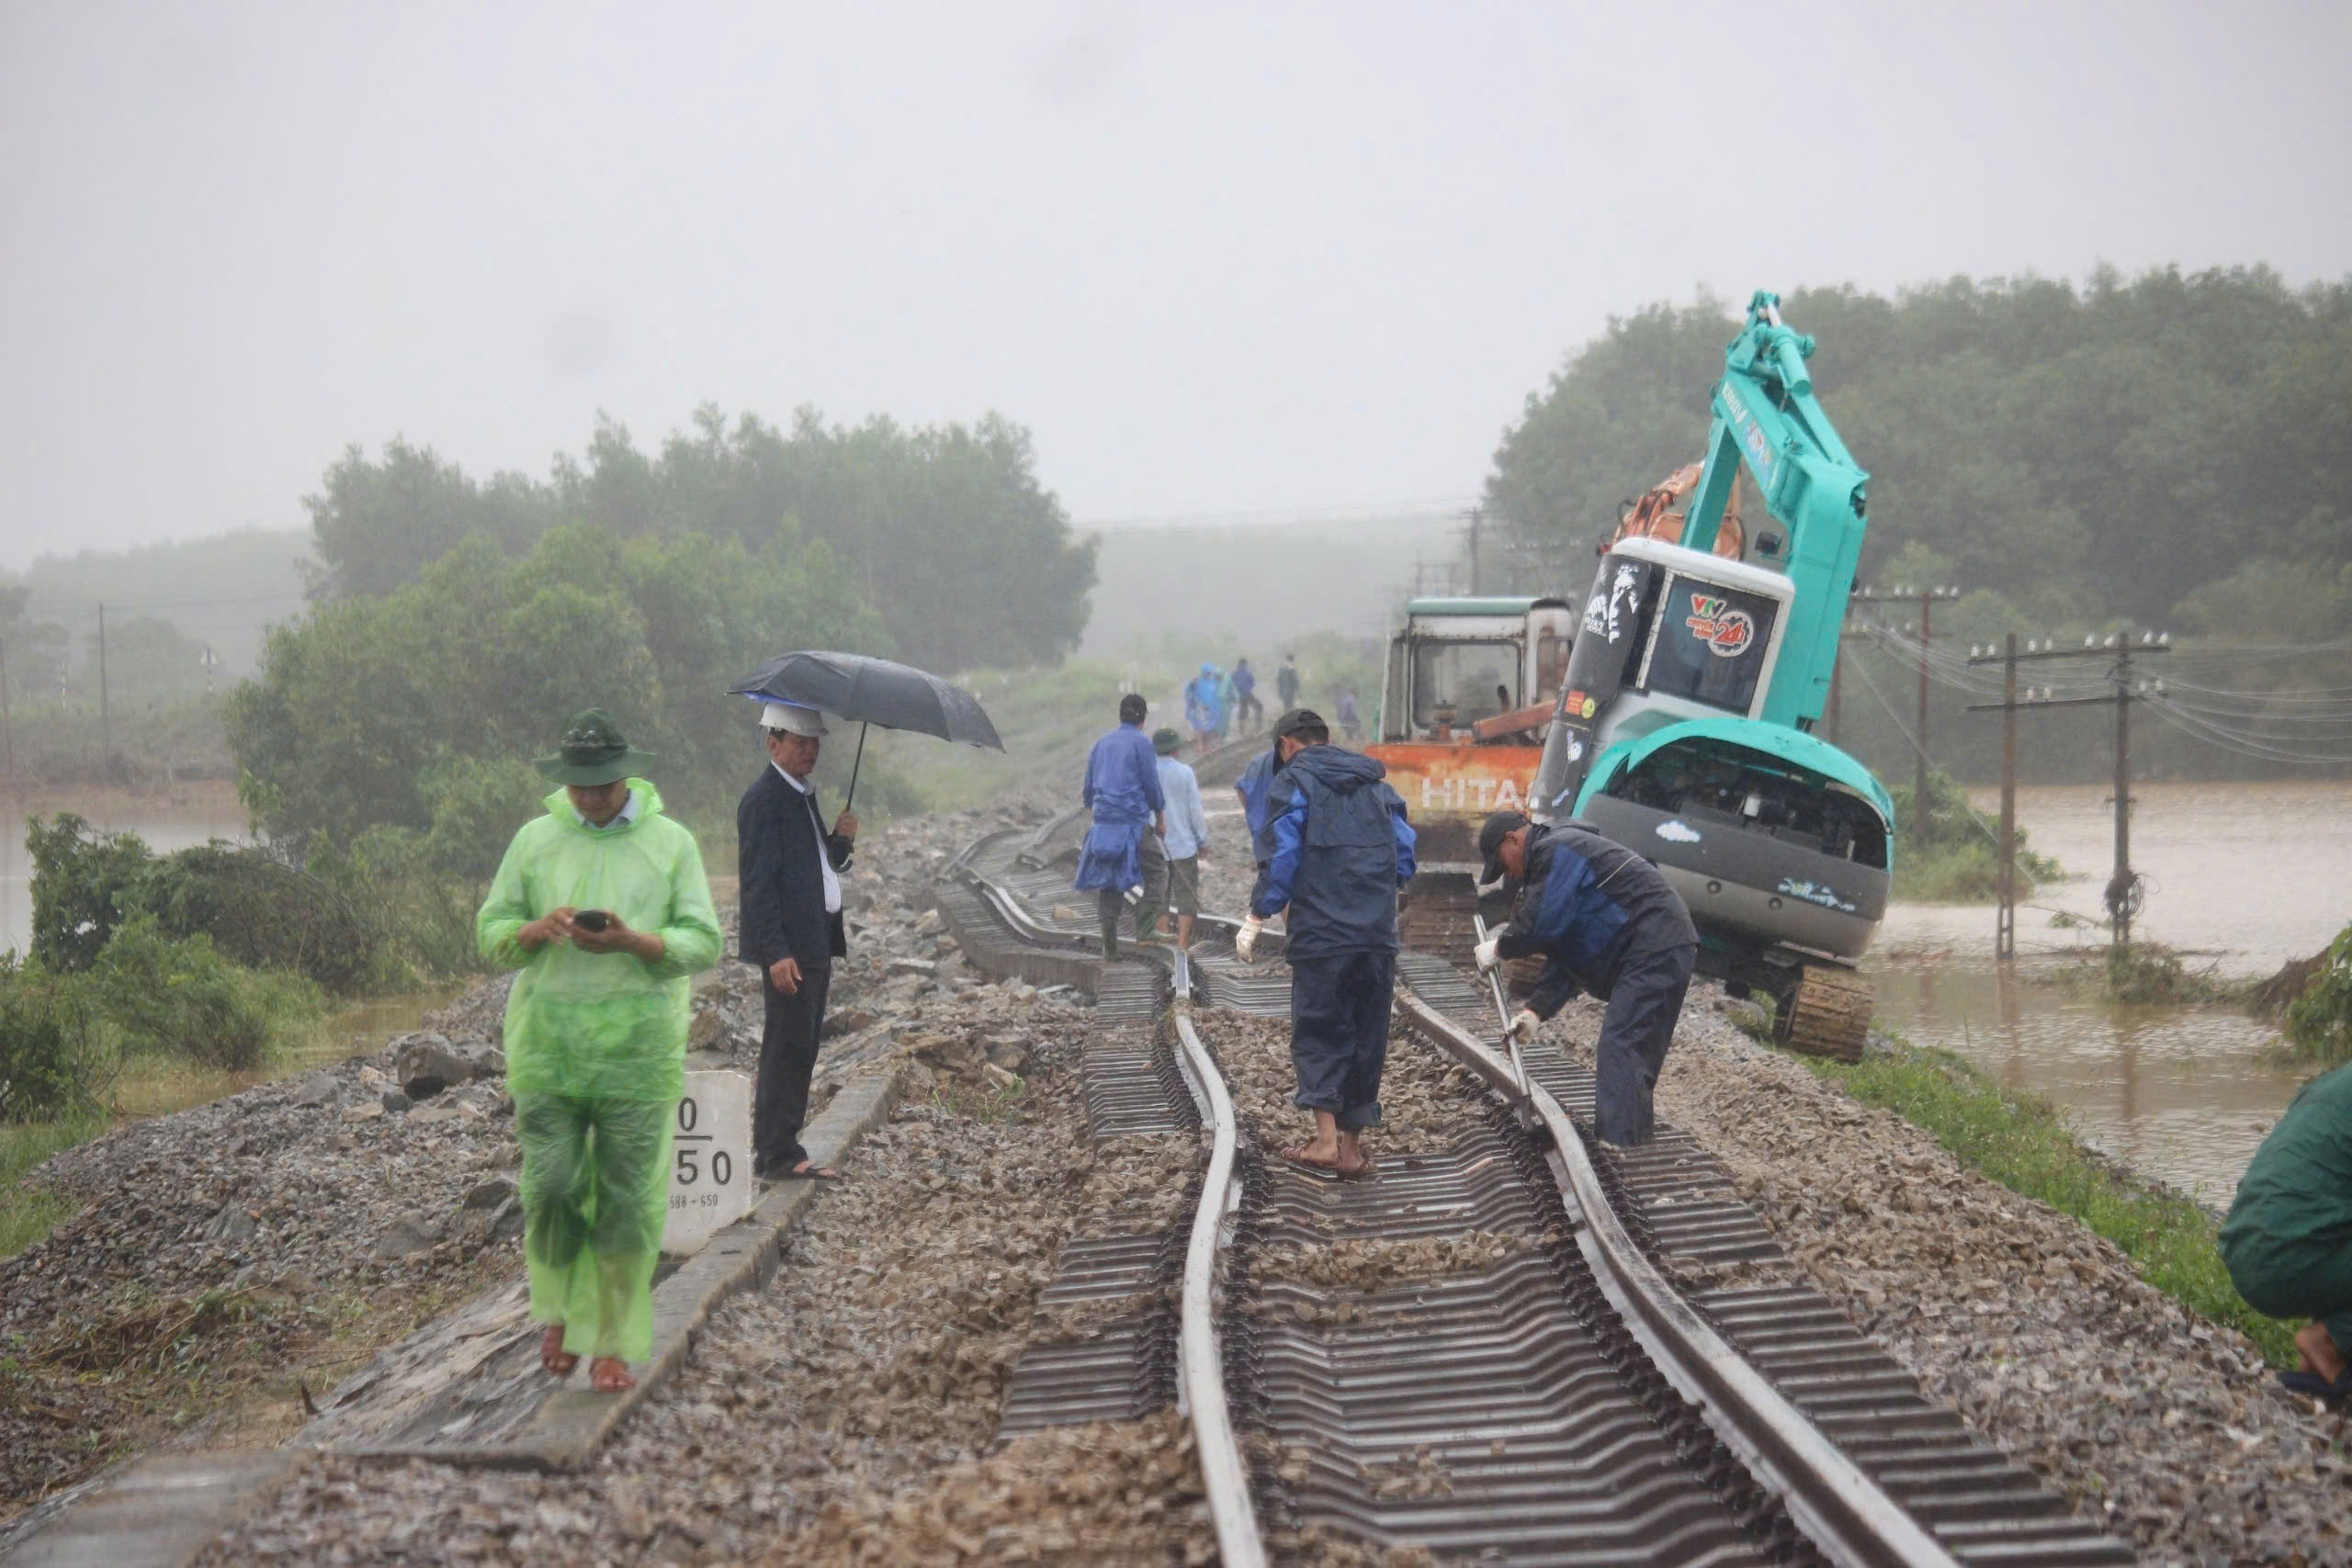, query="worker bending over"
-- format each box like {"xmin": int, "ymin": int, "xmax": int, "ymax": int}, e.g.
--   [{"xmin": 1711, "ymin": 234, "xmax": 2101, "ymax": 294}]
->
[
  {"xmin": 2222, "ymin": 1063, "xmax": 2352, "ymax": 1403},
  {"xmin": 1473, "ymin": 809, "xmax": 1697, "ymax": 1147}
]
